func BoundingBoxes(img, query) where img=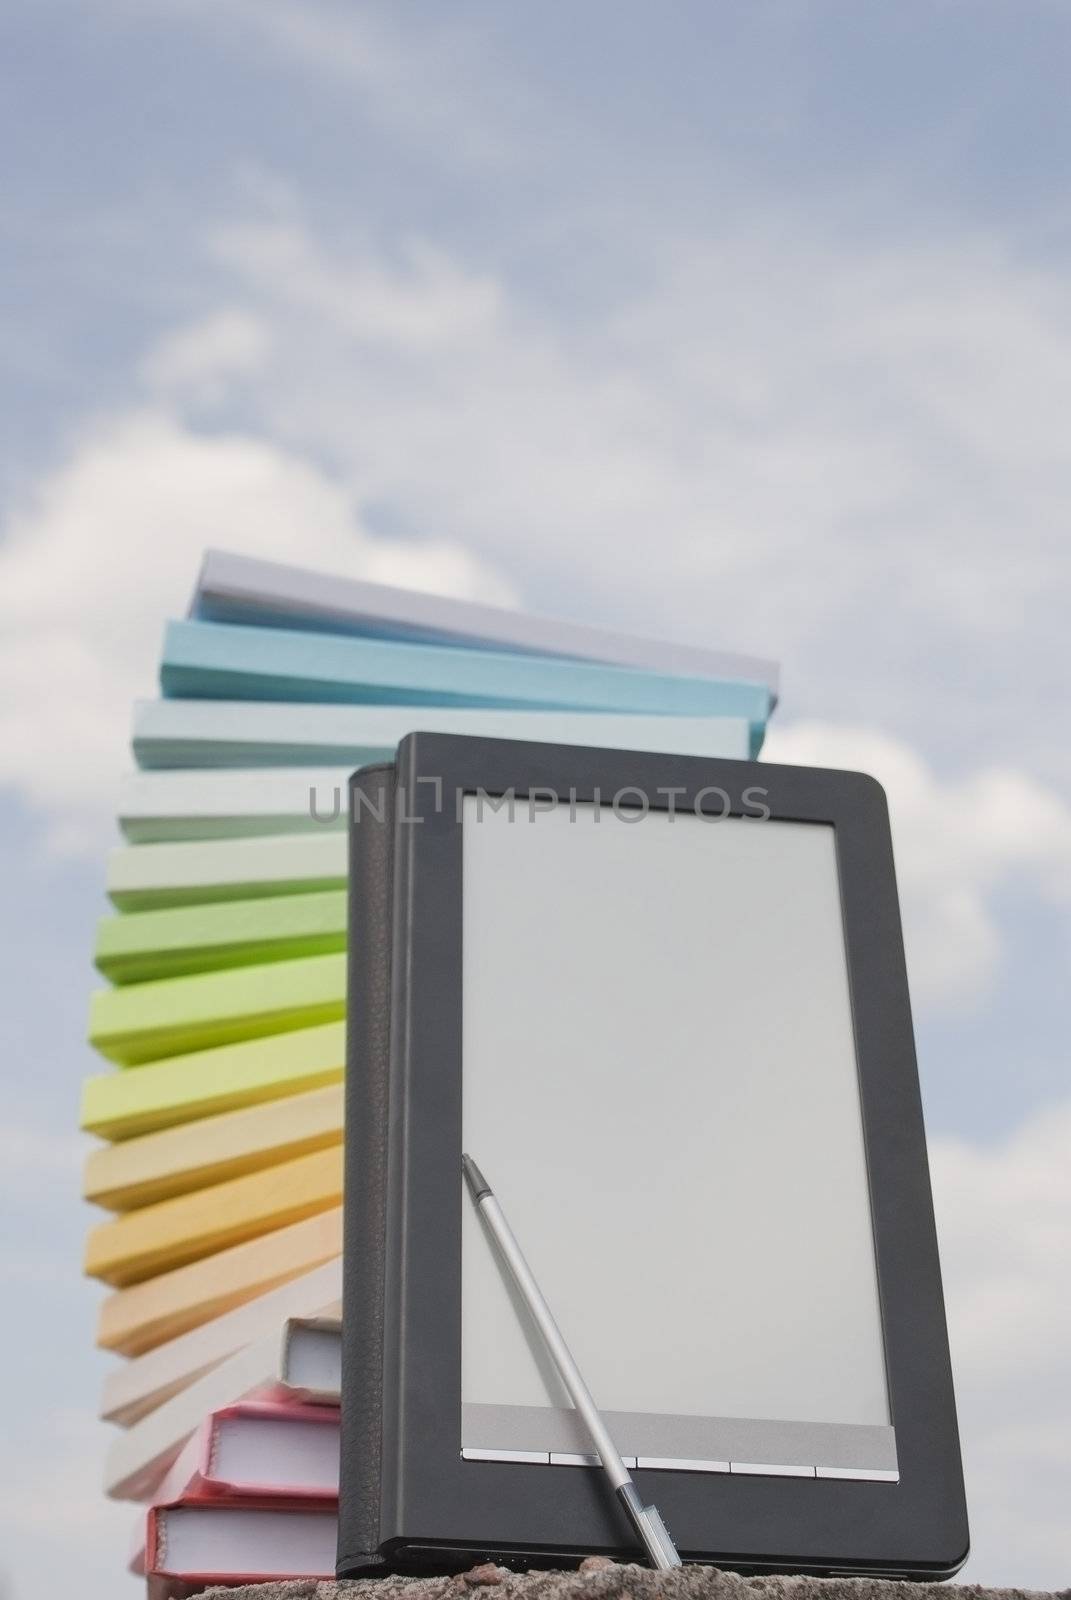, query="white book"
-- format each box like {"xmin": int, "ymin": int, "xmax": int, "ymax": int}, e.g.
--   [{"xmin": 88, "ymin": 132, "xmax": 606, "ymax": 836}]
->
[
  {"xmin": 106, "ymin": 1314, "xmax": 343, "ymax": 1501},
  {"xmin": 137, "ymin": 1504, "xmax": 338, "ymax": 1589},
  {"xmin": 193, "ymin": 547, "xmax": 780, "ymax": 697},
  {"xmin": 107, "ymin": 832, "xmax": 348, "ymax": 911},
  {"xmin": 118, "ymin": 767, "xmax": 356, "ymax": 843},
  {"xmin": 133, "ymin": 697, "xmax": 751, "ymax": 770},
  {"xmin": 100, "ymin": 1257, "xmax": 342, "ymax": 1425}
]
